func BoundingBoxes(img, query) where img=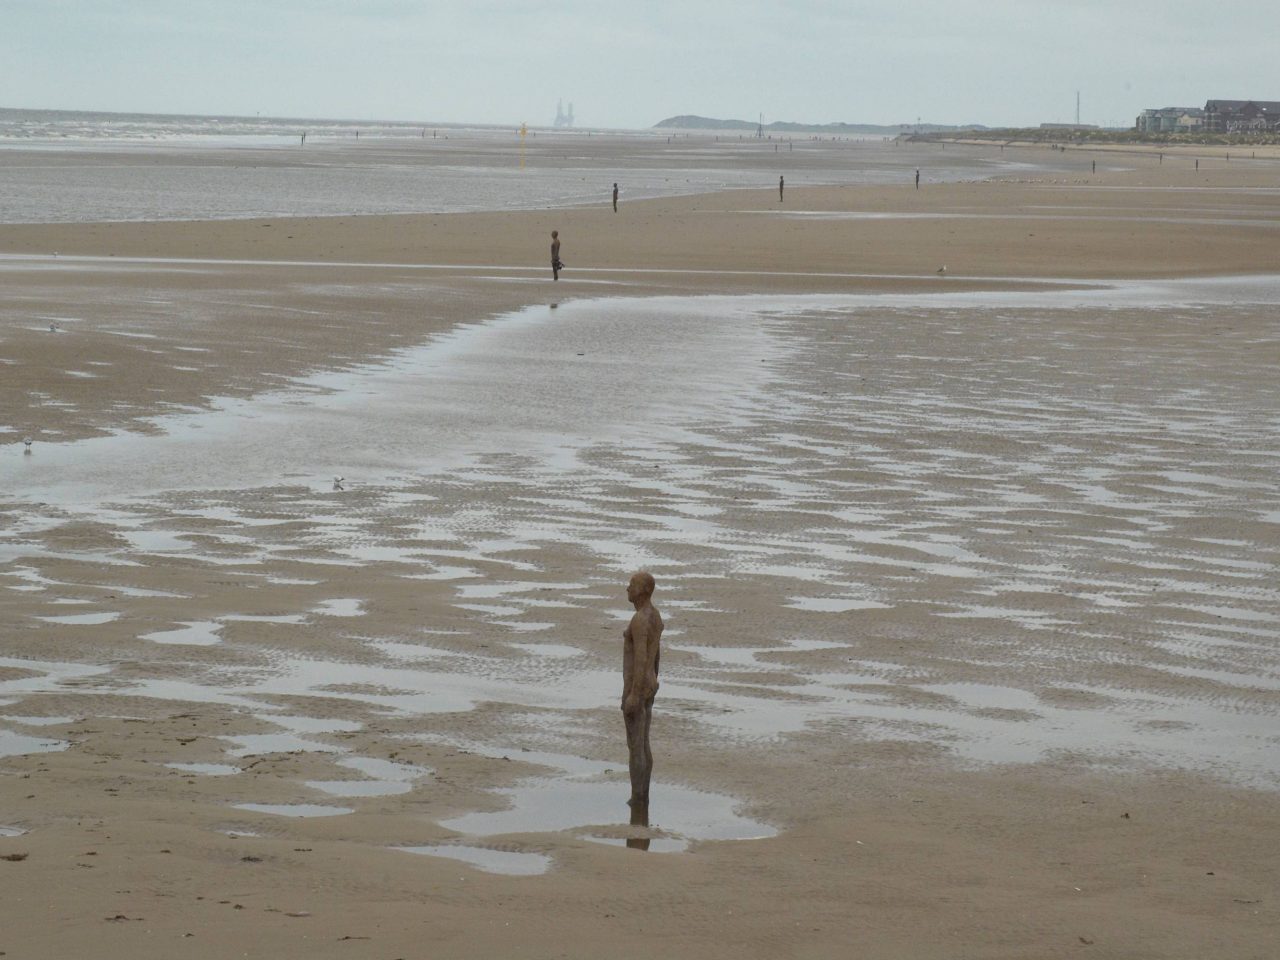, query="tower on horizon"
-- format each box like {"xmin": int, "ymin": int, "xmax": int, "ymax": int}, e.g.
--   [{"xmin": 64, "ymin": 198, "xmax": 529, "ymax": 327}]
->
[{"xmin": 554, "ymin": 99, "xmax": 574, "ymax": 128}]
